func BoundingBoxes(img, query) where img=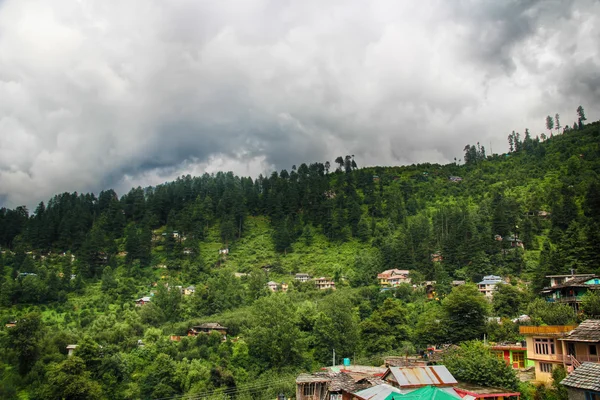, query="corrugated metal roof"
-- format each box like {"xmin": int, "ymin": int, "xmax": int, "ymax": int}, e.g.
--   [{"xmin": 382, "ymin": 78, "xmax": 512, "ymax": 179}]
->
[
  {"xmin": 354, "ymin": 383, "xmax": 403, "ymax": 400},
  {"xmin": 386, "ymin": 366, "xmax": 457, "ymax": 387}
]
